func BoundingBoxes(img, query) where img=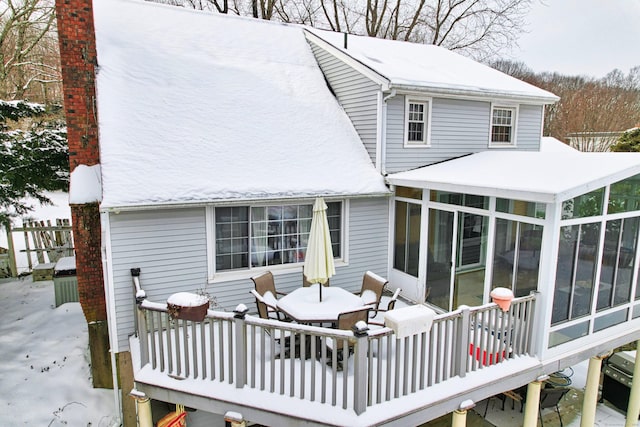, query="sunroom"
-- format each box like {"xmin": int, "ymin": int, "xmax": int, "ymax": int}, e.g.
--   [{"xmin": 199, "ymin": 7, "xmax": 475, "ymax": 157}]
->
[{"xmin": 386, "ymin": 149, "xmax": 640, "ymax": 357}]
